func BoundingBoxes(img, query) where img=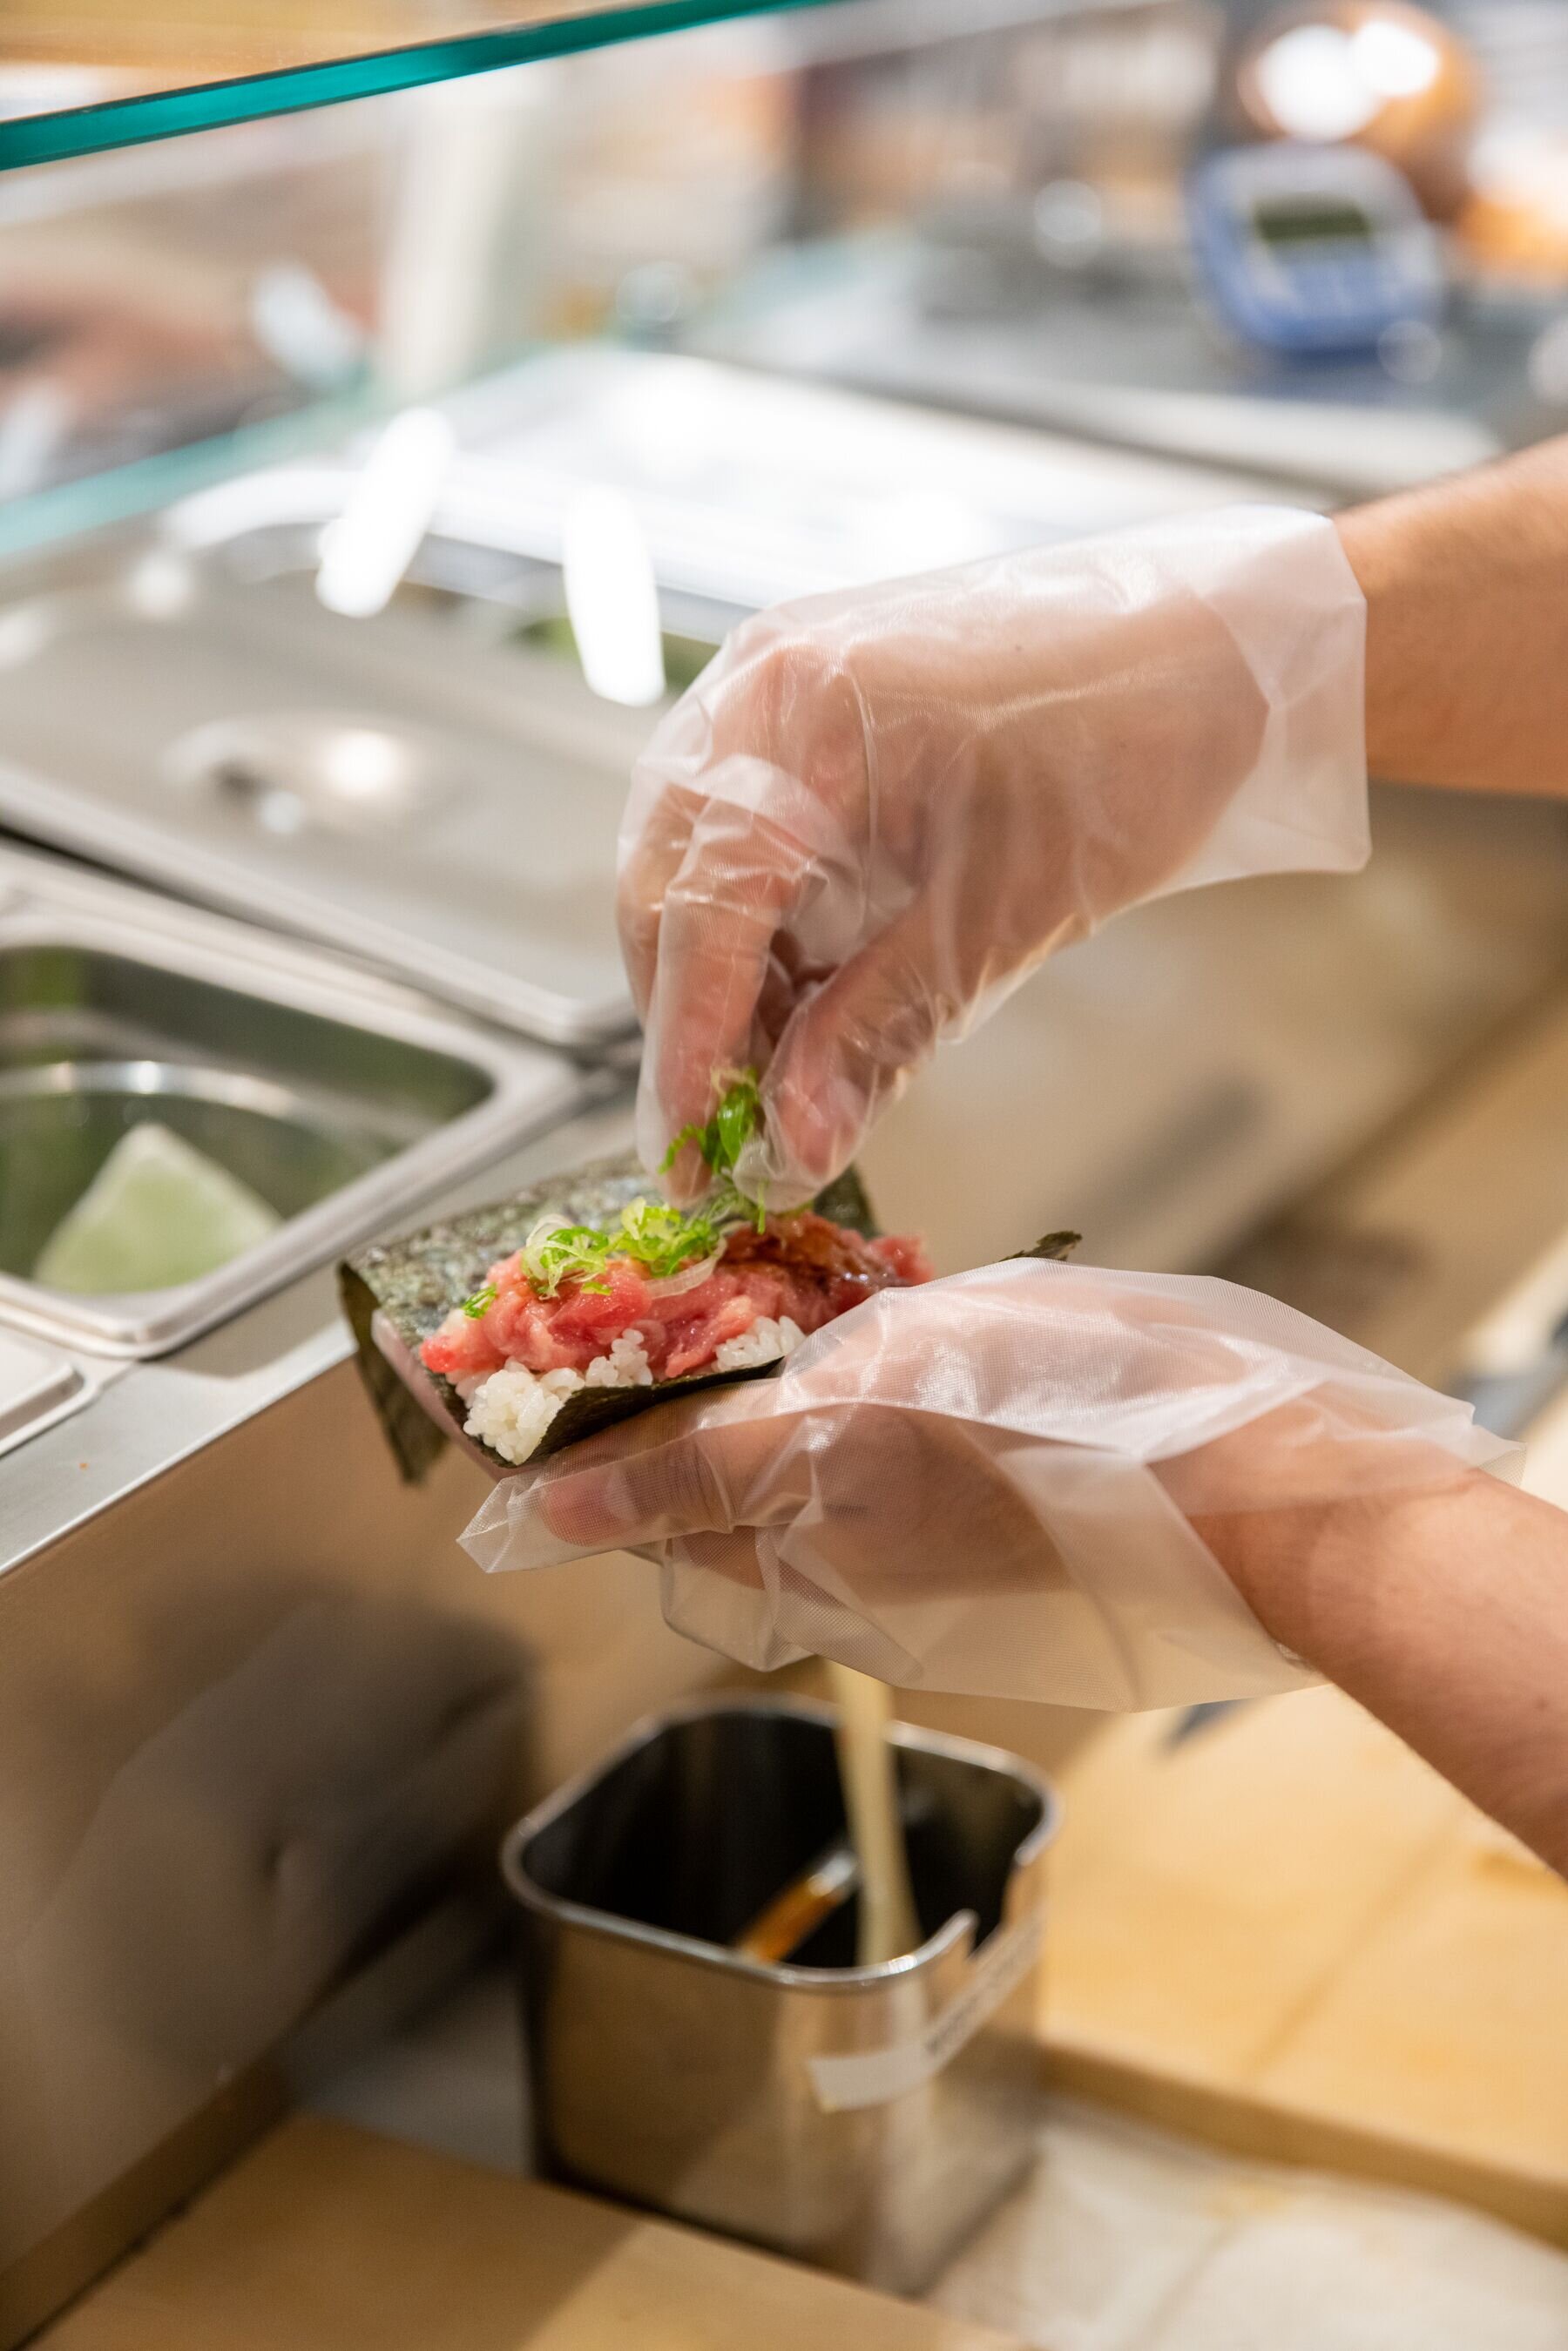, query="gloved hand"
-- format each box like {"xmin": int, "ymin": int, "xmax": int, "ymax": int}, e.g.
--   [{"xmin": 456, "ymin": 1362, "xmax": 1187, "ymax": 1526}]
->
[
  {"xmin": 460, "ymin": 1260, "xmax": 1517, "ymax": 1711},
  {"xmin": 621, "ymin": 508, "xmax": 1368, "ymax": 1206}
]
